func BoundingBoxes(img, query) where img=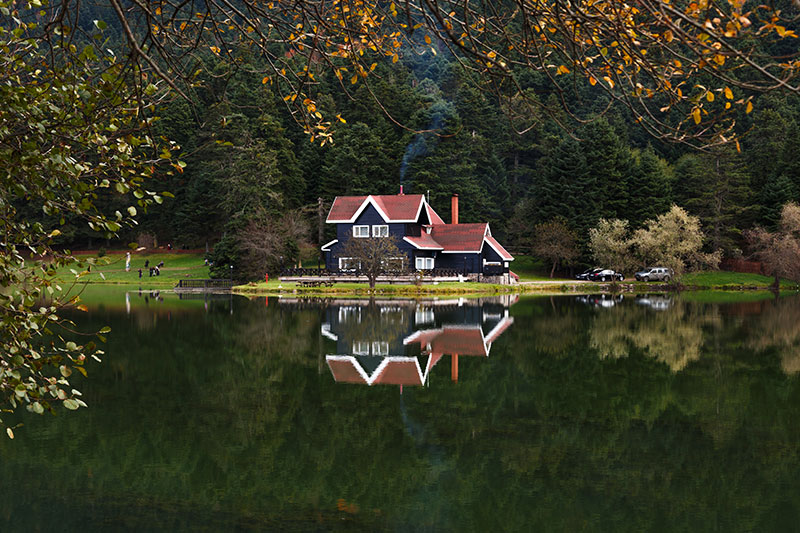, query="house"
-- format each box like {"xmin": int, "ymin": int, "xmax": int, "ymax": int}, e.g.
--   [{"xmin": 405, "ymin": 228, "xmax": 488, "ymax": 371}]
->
[{"xmin": 320, "ymin": 191, "xmax": 514, "ymax": 282}]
